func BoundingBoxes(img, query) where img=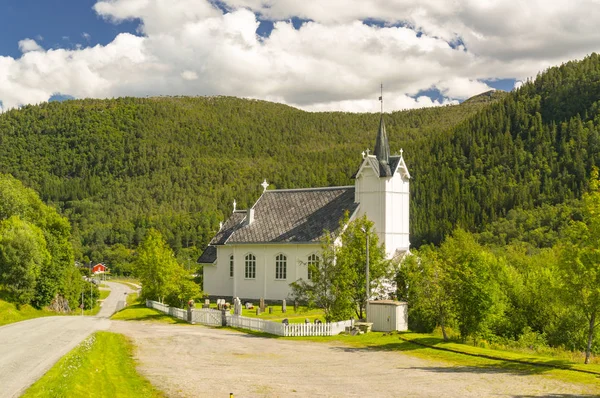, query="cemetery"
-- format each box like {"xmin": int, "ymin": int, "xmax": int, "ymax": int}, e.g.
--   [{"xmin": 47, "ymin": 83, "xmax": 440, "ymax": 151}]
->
[{"xmin": 145, "ymin": 297, "xmax": 407, "ymax": 337}]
